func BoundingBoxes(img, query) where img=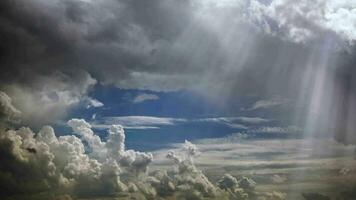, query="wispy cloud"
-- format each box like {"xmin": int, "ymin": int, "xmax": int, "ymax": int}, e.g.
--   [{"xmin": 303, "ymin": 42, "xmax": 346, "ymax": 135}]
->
[
  {"xmin": 91, "ymin": 116, "xmax": 271, "ymax": 130},
  {"xmin": 133, "ymin": 93, "xmax": 159, "ymax": 103},
  {"xmin": 235, "ymin": 117, "xmax": 271, "ymax": 124},
  {"xmin": 91, "ymin": 124, "xmax": 160, "ymax": 130},
  {"xmin": 85, "ymin": 97, "xmax": 104, "ymax": 109},
  {"xmin": 92, "ymin": 116, "xmax": 186, "ymax": 130},
  {"xmin": 197, "ymin": 117, "xmax": 270, "ymax": 128},
  {"xmin": 246, "ymin": 98, "xmax": 289, "ymax": 111},
  {"xmin": 247, "ymin": 126, "xmax": 302, "ymax": 134},
  {"xmin": 197, "ymin": 117, "xmax": 269, "ymax": 123}
]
